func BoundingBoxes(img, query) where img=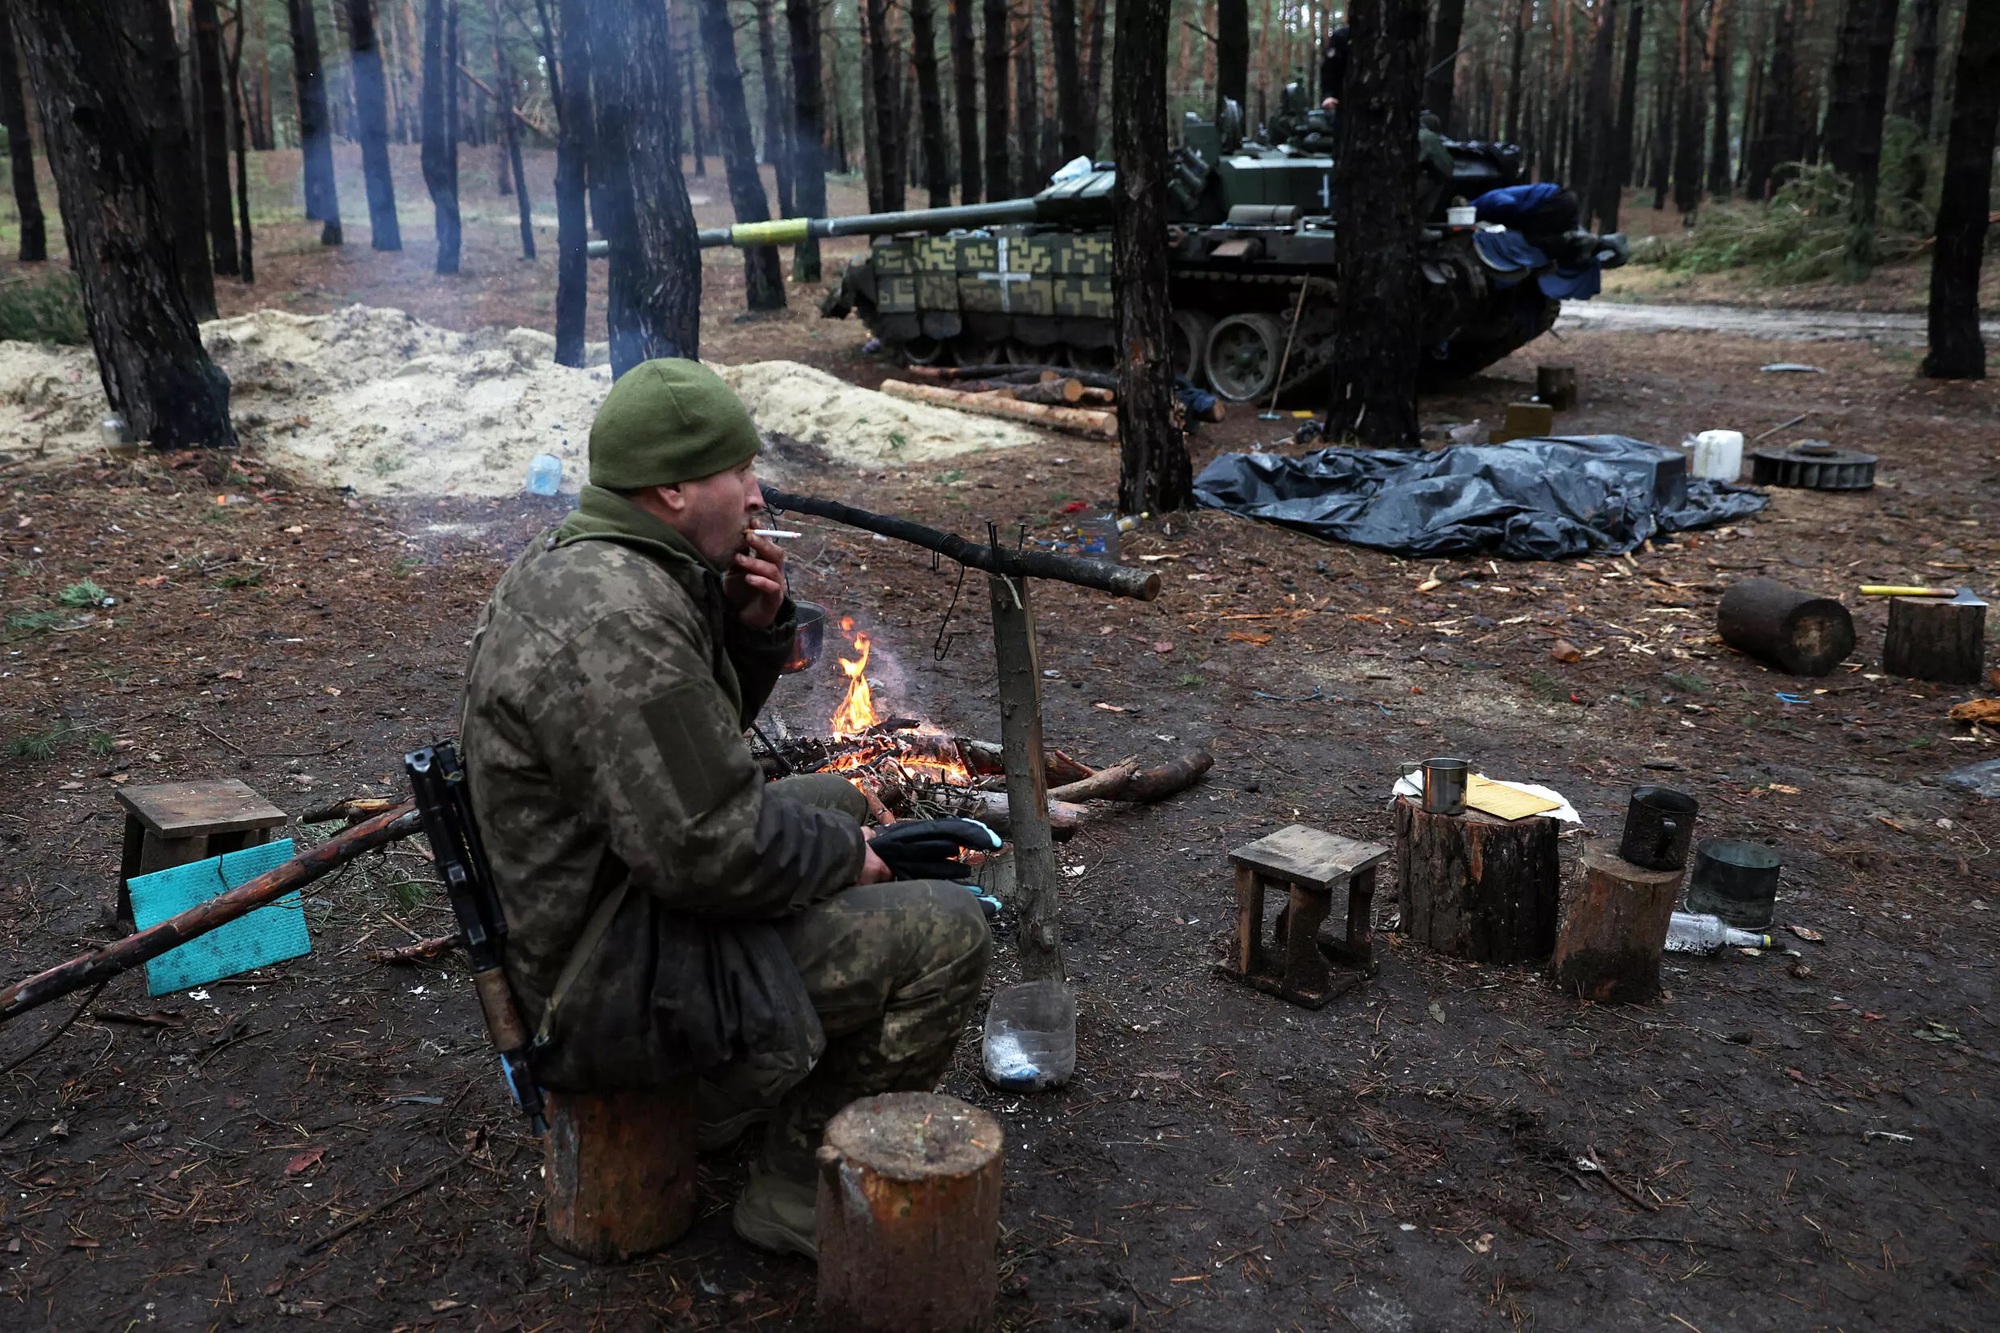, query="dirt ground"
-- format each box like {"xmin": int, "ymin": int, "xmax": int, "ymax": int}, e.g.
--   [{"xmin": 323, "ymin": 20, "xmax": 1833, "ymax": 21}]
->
[{"xmin": 0, "ymin": 149, "xmax": 1996, "ymax": 1331}]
